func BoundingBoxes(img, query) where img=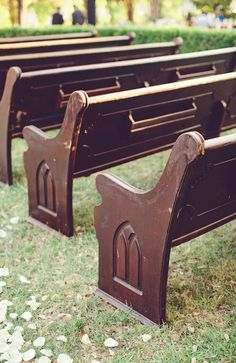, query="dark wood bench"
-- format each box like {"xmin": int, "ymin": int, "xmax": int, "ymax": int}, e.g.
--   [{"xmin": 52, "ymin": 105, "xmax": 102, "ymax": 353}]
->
[
  {"xmin": 0, "ymin": 38, "xmax": 183, "ymax": 96},
  {"xmin": 23, "ymin": 72, "xmax": 236, "ymax": 236},
  {"xmin": 94, "ymin": 131, "xmax": 236, "ymax": 326},
  {"xmin": 0, "ymin": 33, "xmax": 136, "ymax": 56},
  {"xmin": 1, "ymin": 47, "xmax": 235, "ymax": 185},
  {"xmin": 0, "ymin": 31, "xmax": 97, "ymax": 44}
]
